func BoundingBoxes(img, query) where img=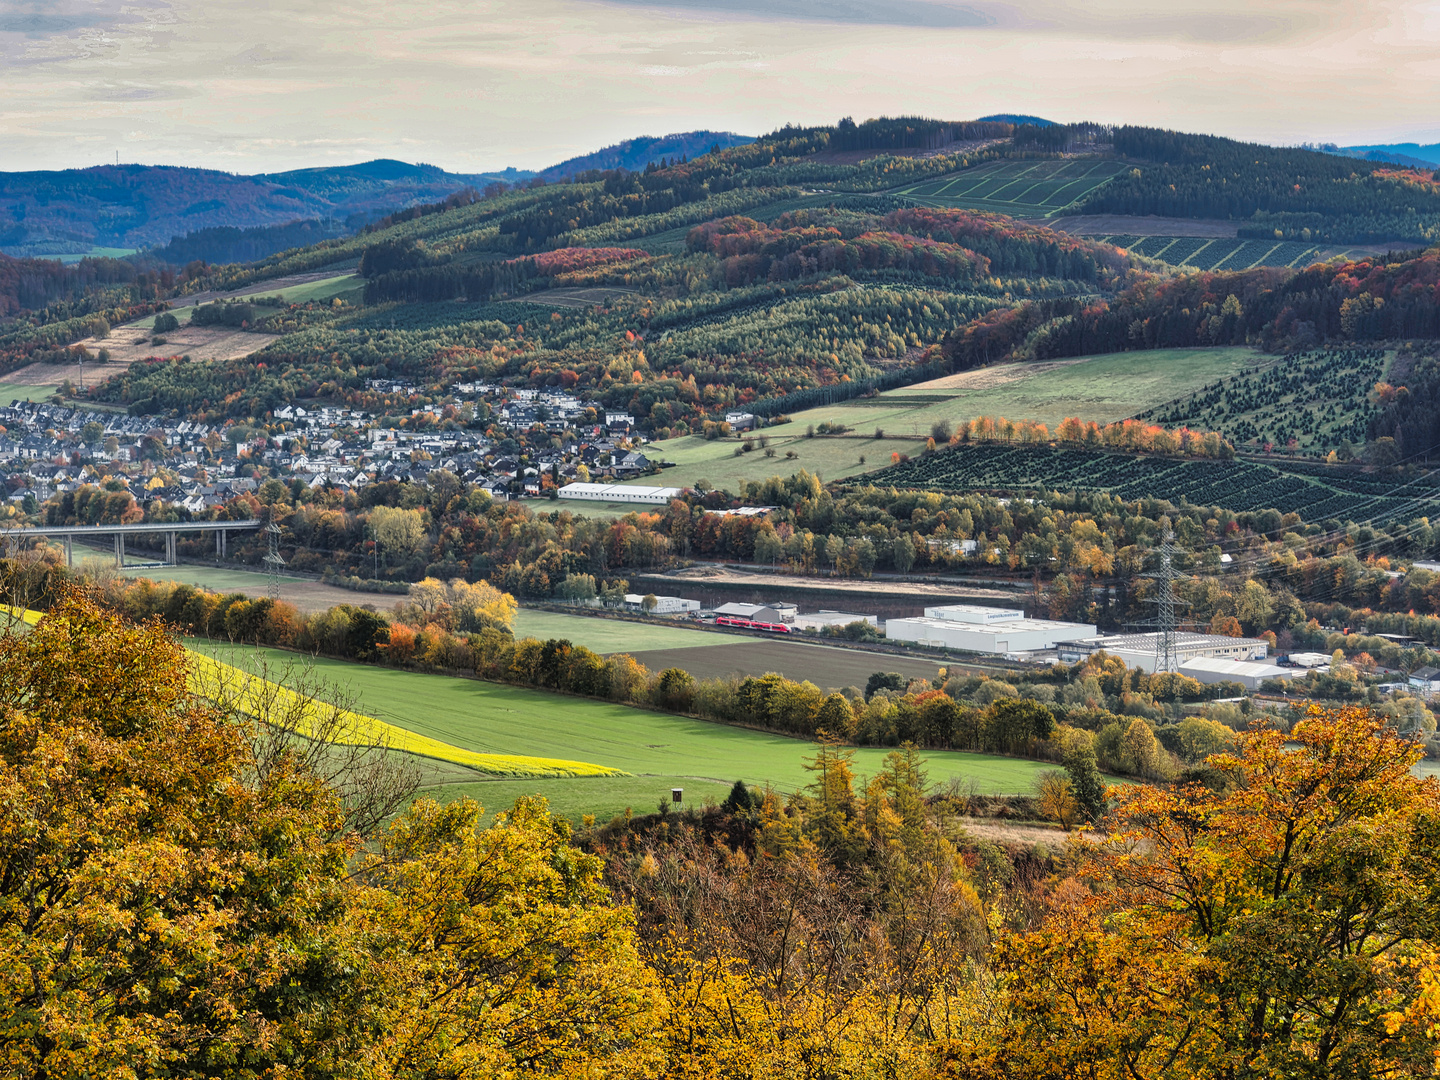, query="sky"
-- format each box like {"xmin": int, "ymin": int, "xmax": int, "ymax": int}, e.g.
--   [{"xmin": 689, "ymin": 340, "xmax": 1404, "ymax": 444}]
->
[{"xmin": 1, "ymin": 0, "xmax": 1438, "ymax": 174}]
